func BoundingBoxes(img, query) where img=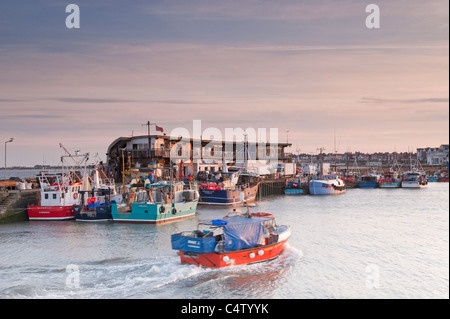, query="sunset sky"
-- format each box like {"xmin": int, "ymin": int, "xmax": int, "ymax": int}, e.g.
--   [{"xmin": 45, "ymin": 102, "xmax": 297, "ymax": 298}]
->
[{"xmin": 0, "ymin": 0, "xmax": 448, "ymax": 166}]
